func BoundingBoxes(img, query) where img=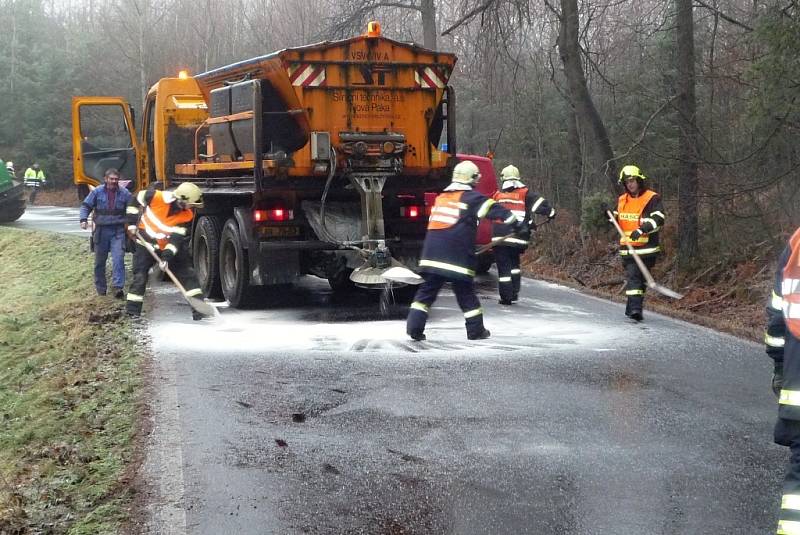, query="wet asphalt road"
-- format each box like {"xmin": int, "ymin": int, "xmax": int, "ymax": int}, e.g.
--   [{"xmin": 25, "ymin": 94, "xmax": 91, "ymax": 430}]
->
[
  {"xmin": 9, "ymin": 206, "xmax": 787, "ymax": 534},
  {"xmin": 143, "ymin": 276, "xmax": 786, "ymax": 534}
]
